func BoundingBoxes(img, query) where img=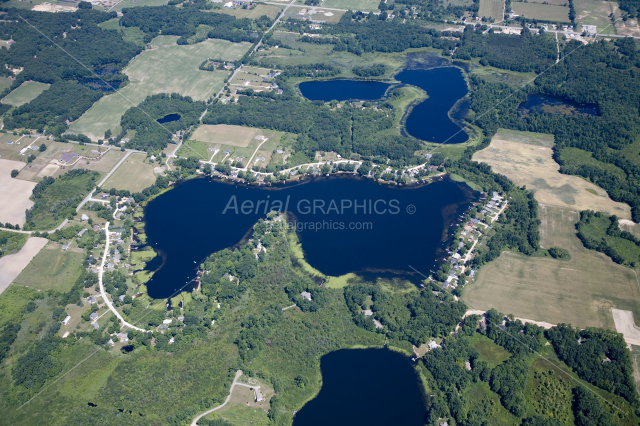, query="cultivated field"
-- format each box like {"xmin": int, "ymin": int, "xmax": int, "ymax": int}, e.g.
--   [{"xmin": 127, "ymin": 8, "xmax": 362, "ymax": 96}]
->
[
  {"xmin": 473, "ymin": 128, "xmax": 632, "ymax": 219},
  {"xmin": 1, "ymin": 81, "xmax": 50, "ymax": 107},
  {"xmin": 318, "ymin": 0, "xmax": 379, "ymax": 11},
  {"xmin": 478, "ymin": 0, "xmax": 505, "ymax": 22},
  {"xmin": 511, "ymin": 2, "xmax": 571, "ymax": 22},
  {"xmin": 464, "ymin": 204, "xmax": 640, "ymax": 329},
  {"xmin": 0, "ymin": 159, "xmax": 35, "ymax": 226},
  {"xmin": 0, "ymin": 237, "xmax": 48, "ymax": 294},
  {"xmin": 68, "ymin": 38, "xmax": 250, "ymax": 141},
  {"xmin": 12, "ymin": 241, "xmax": 85, "ymax": 293},
  {"xmin": 574, "ymin": 0, "xmax": 617, "ymax": 33},
  {"xmin": 102, "ymin": 152, "xmax": 158, "ymax": 192},
  {"xmin": 192, "ymin": 124, "xmax": 262, "ymax": 147},
  {"xmin": 513, "ymin": 0, "xmax": 568, "ymax": 5}
]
